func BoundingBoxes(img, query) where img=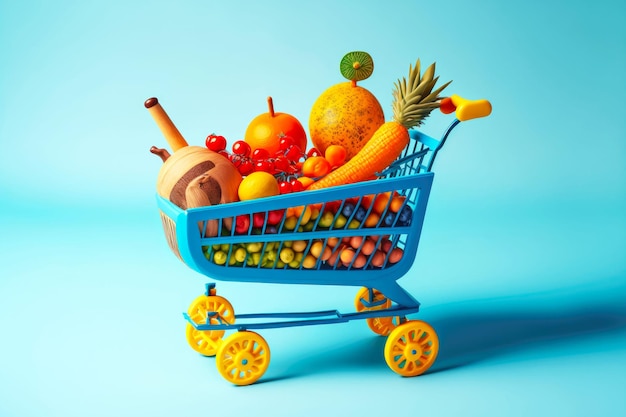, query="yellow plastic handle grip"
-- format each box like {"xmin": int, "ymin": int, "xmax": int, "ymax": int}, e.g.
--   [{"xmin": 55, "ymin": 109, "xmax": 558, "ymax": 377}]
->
[{"xmin": 450, "ymin": 94, "xmax": 492, "ymax": 121}]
